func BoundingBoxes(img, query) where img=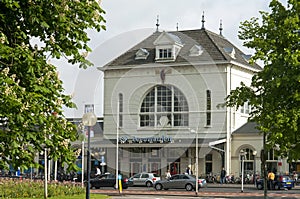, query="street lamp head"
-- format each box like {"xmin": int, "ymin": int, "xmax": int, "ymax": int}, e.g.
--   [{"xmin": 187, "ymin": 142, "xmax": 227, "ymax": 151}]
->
[
  {"xmin": 253, "ymin": 150, "xmax": 257, "ymax": 156},
  {"xmin": 82, "ymin": 112, "xmax": 97, "ymax": 126},
  {"xmin": 190, "ymin": 129, "xmax": 196, "ymax": 133}
]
